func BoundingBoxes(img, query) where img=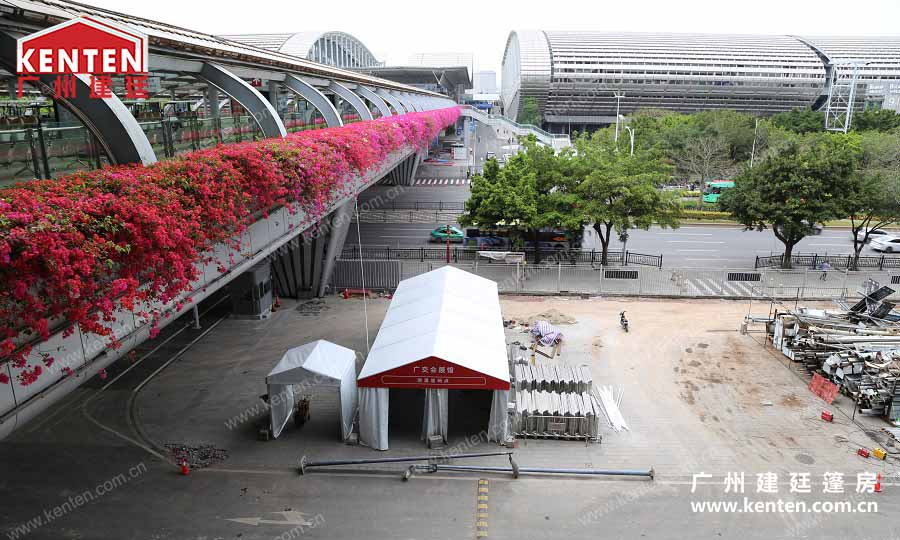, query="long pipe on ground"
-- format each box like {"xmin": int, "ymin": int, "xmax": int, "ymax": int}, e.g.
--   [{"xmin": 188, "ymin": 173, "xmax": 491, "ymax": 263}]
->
[
  {"xmin": 404, "ymin": 456, "xmax": 653, "ymax": 480},
  {"xmin": 298, "ymin": 451, "xmax": 514, "ymax": 474}
]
